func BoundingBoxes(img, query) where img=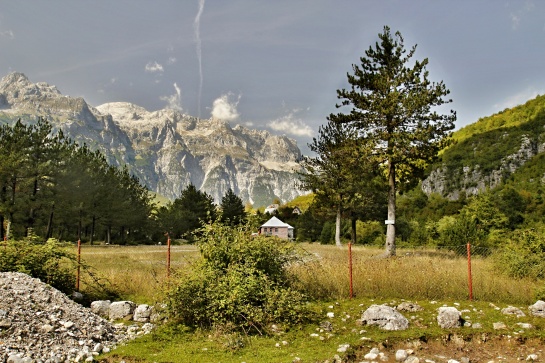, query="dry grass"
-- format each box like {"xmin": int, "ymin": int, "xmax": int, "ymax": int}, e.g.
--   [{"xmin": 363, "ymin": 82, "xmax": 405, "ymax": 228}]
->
[
  {"xmin": 76, "ymin": 245, "xmax": 199, "ymax": 303},
  {"xmin": 290, "ymin": 243, "xmax": 540, "ymax": 304},
  {"xmin": 74, "ymin": 243, "xmax": 540, "ymax": 305}
]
